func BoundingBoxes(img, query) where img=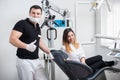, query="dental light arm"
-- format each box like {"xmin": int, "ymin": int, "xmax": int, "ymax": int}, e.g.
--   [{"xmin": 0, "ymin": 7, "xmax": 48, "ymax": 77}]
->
[
  {"xmin": 41, "ymin": 0, "xmax": 69, "ymax": 18},
  {"xmin": 106, "ymin": 0, "xmax": 111, "ymax": 12},
  {"xmin": 90, "ymin": 0, "xmax": 111, "ymax": 12},
  {"xmin": 96, "ymin": 0, "xmax": 104, "ymax": 10},
  {"xmin": 41, "ymin": 0, "xmax": 50, "ymax": 16},
  {"xmin": 41, "ymin": 0, "xmax": 70, "ymax": 28},
  {"xmin": 49, "ymin": 4, "xmax": 69, "ymax": 18}
]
